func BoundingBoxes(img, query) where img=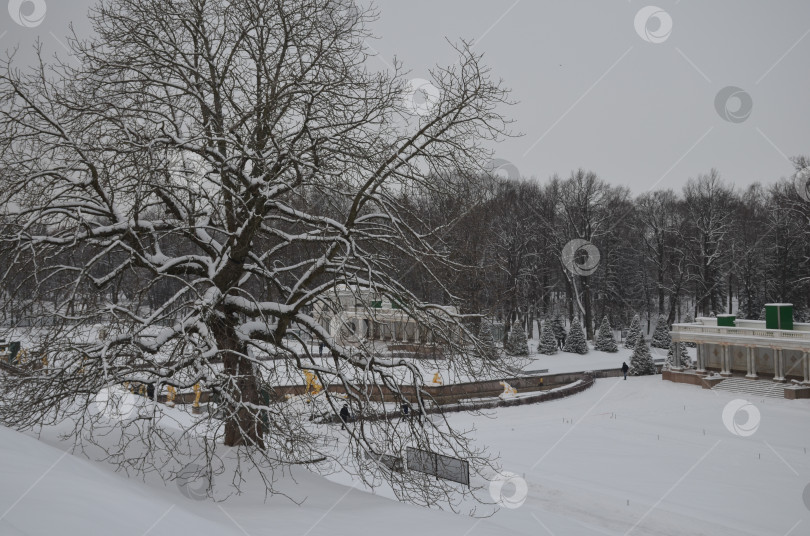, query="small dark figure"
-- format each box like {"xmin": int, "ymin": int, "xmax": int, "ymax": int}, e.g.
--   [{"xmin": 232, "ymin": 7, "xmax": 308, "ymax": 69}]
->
[
  {"xmin": 560, "ymin": 334, "xmax": 567, "ymax": 350},
  {"xmin": 146, "ymin": 383, "xmax": 155, "ymax": 401},
  {"xmin": 622, "ymin": 361, "xmax": 629, "ymax": 380},
  {"xmin": 400, "ymin": 402, "xmax": 411, "ymax": 419},
  {"xmin": 339, "ymin": 403, "xmax": 350, "ymax": 429},
  {"xmin": 318, "ymin": 342, "xmax": 324, "ymax": 356}
]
